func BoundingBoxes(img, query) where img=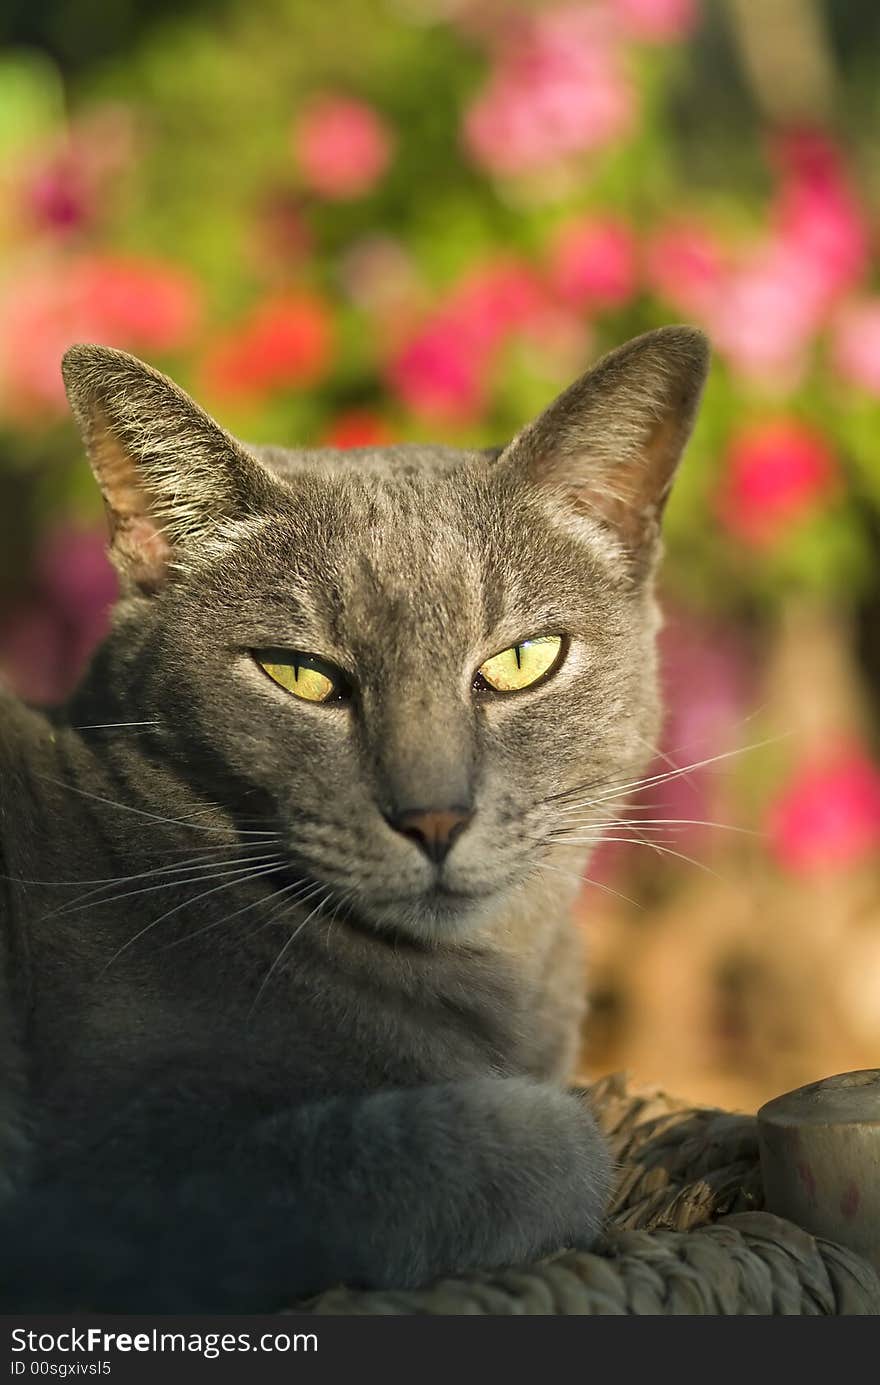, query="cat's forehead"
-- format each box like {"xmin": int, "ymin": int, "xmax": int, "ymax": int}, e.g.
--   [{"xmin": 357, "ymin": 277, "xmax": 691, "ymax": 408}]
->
[
  {"xmin": 250, "ymin": 441, "xmax": 496, "ymax": 481},
  {"xmin": 205, "ymin": 439, "xmax": 623, "ymax": 662},
  {"xmin": 257, "ymin": 441, "xmax": 509, "ymax": 579},
  {"xmin": 271, "ymin": 451, "xmax": 506, "ymax": 639},
  {"xmin": 226, "ymin": 442, "xmax": 593, "ymax": 655}
]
